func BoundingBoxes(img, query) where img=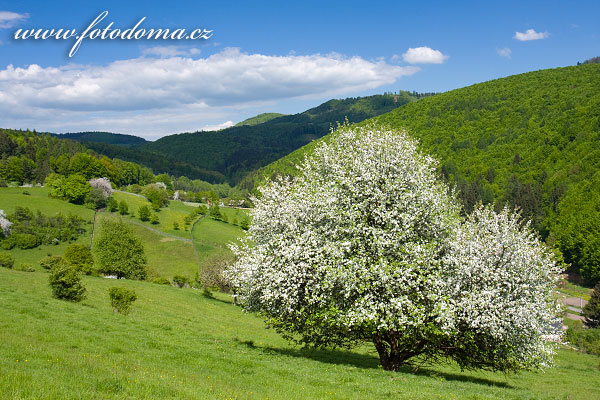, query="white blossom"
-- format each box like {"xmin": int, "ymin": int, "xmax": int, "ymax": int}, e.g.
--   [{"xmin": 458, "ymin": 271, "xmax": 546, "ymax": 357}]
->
[
  {"xmin": 227, "ymin": 124, "xmax": 562, "ymax": 371},
  {"xmin": 0, "ymin": 210, "xmax": 11, "ymax": 236},
  {"xmin": 88, "ymin": 177, "xmax": 113, "ymax": 198}
]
